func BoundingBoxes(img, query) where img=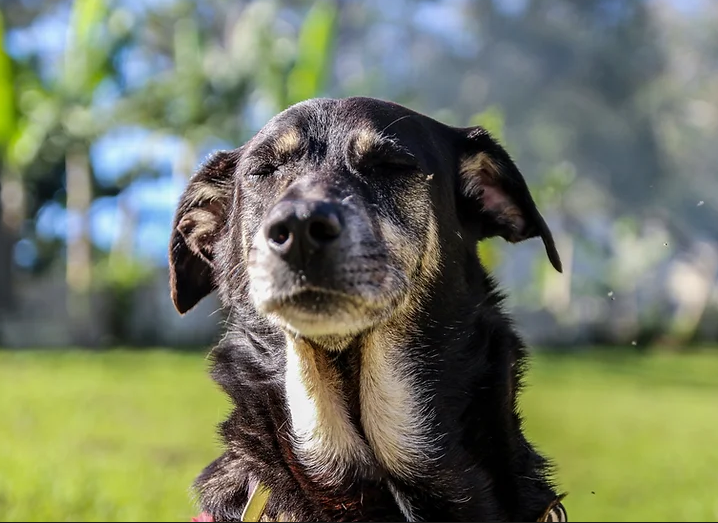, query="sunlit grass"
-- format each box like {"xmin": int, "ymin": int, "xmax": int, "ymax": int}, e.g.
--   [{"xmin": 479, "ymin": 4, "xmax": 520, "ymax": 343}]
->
[
  {"xmin": 1, "ymin": 348, "xmax": 716, "ymax": 522},
  {"xmin": 523, "ymin": 349, "xmax": 718, "ymax": 522},
  {"xmin": 0, "ymin": 350, "xmax": 229, "ymax": 522}
]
